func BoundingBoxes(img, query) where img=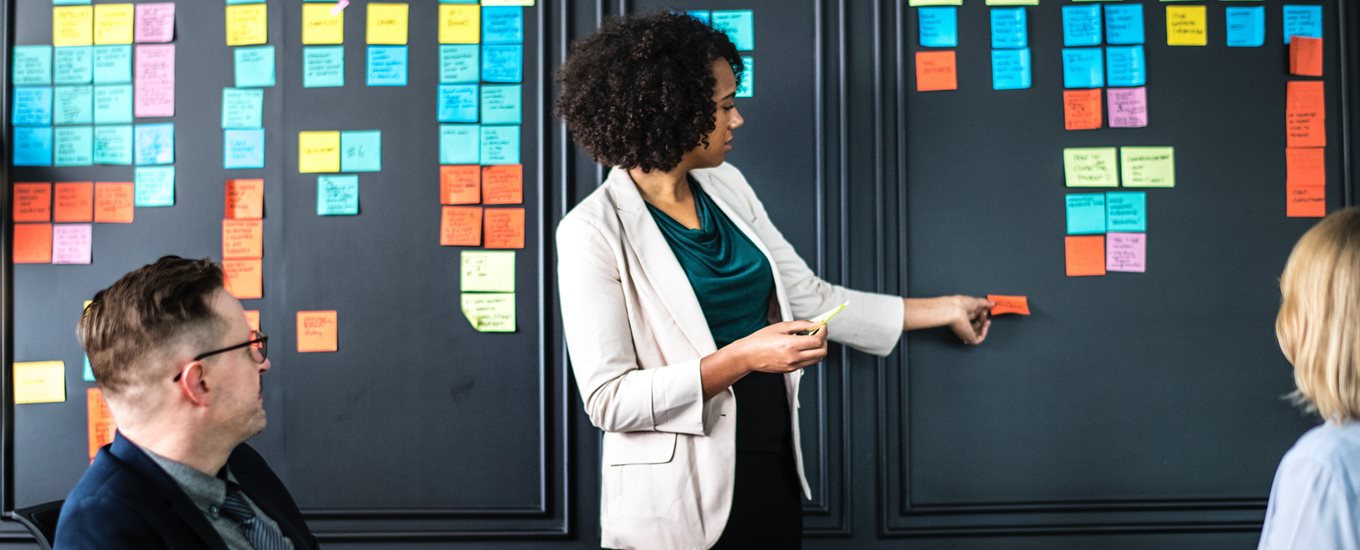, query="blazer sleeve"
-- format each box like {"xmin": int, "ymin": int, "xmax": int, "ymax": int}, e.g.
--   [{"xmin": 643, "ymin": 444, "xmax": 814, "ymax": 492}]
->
[
  {"xmin": 54, "ymin": 496, "xmax": 167, "ymax": 550},
  {"xmin": 557, "ymin": 215, "xmax": 708, "ymax": 436}
]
